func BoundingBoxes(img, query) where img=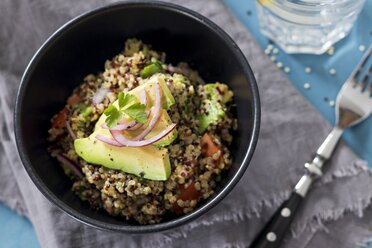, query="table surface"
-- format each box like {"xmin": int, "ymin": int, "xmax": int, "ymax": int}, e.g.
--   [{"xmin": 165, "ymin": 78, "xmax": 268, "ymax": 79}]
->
[{"xmin": 1, "ymin": 1, "xmax": 372, "ymax": 247}]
